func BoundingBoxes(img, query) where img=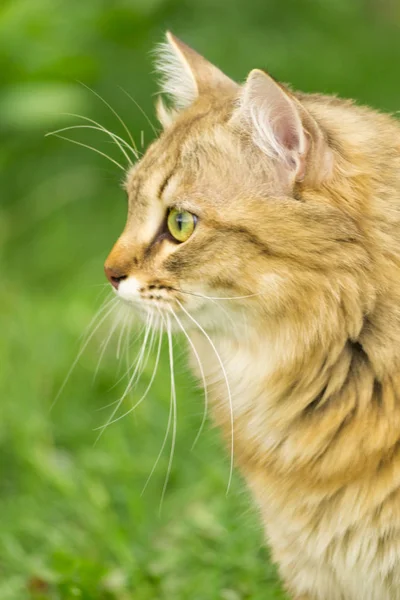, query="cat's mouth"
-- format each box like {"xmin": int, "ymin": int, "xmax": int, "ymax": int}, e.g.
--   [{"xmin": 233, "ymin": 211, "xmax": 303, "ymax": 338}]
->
[
  {"xmin": 112, "ymin": 274, "xmax": 213, "ymax": 331},
  {"xmin": 114, "ymin": 275, "xmax": 197, "ymax": 317},
  {"xmin": 116, "ymin": 276, "xmax": 175, "ymax": 304}
]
